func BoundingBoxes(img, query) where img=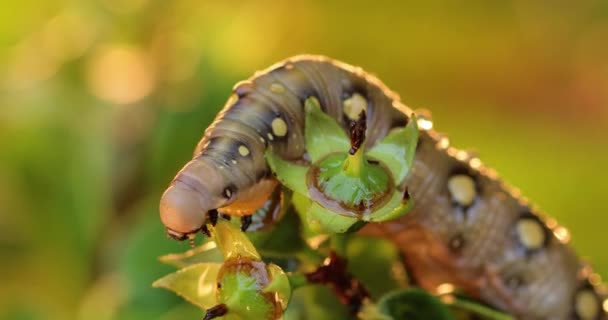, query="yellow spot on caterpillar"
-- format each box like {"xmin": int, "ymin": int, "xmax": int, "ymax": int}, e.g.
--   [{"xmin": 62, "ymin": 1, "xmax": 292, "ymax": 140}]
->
[
  {"xmin": 447, "ymin": 175, "xmax": 476, "ymax": 207},
  {"xmin": 267, "ymin": 133, "xmax": 274, "ymax": 141},
  {"xmin": 343, "ymin": 93, "xmax": 367, "ymax": 120},
  {"xmin": 270, "ymin": 83, "xmax": 285, "ymax": 93},
  {"xmin": 238, "ymin": 145, "xmax": 250, "ymax": 156},
  {"xmin": 271, "ymin": 117, "xmax": 287, "ymax": 137},
  {"xmin": 575, "ymin": 290, "xmax": 599, "ymax": 320},
  {"xmin": 259, "ymin": 137, "xmax": 265, "ymax": 143},
  {"xmin": 602, "ymin": 298, "xmax": 608, "ymax": 313},
  {"xmin": 516, "ymin": 218, "xmax": 545, "ymax": 250}
]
